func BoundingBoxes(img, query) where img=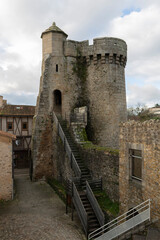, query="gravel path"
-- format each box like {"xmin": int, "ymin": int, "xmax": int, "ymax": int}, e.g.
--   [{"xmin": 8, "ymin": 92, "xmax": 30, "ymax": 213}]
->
[{"xmin": 0, "ymin": 170, "xmax": 86, "ymax": 240}]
